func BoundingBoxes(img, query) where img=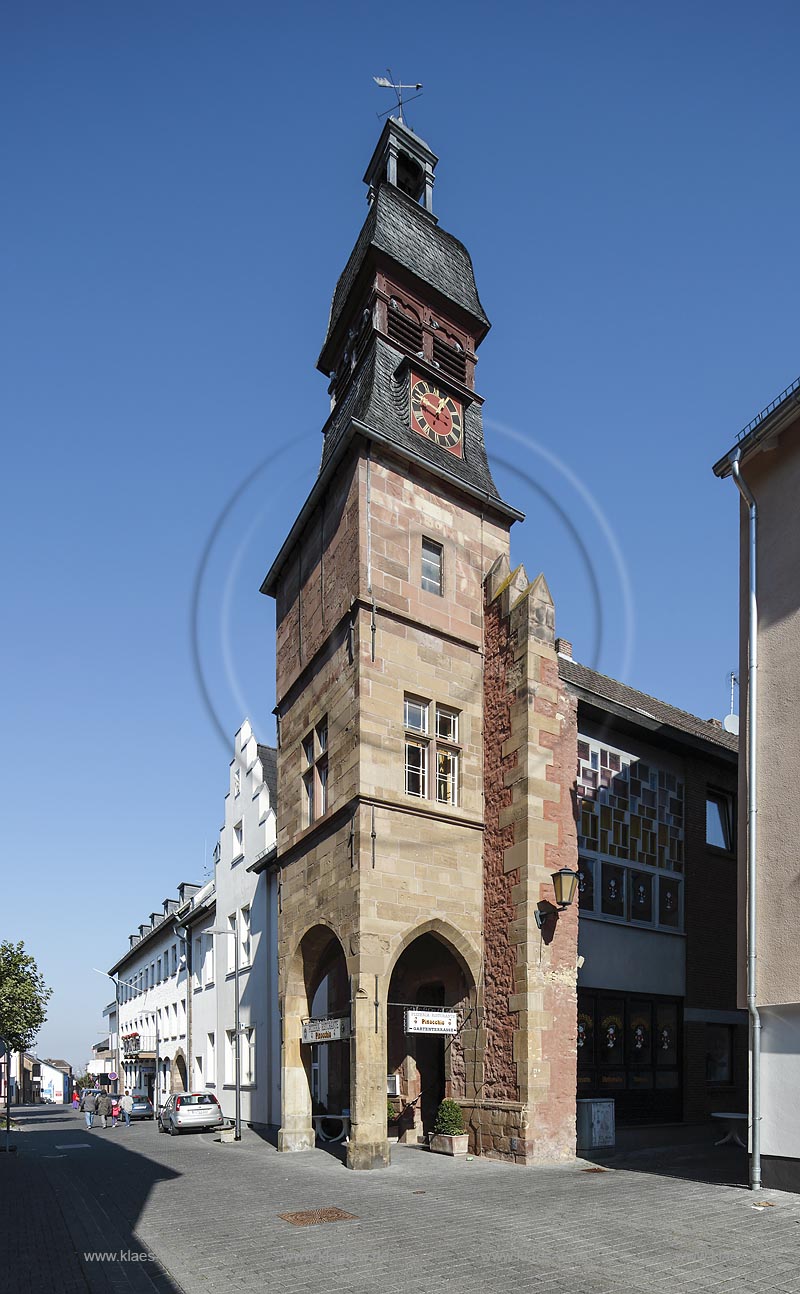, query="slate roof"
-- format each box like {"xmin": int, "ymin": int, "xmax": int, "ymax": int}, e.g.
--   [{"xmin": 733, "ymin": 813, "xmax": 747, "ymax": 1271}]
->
[
  {"xmin": 257, "ymin": 744, "xmax": 278, "ymax": 808},
  {"xmin": 320, "ymin": 182, "xmax": 490, "ymax": 367},
  {"xmin": 559, "ymin": 657, "xmax": 738, "ymax": 755},
  {"xmin": 318, "ymin": 335, "xmax": 520, "ymax": 517}
]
